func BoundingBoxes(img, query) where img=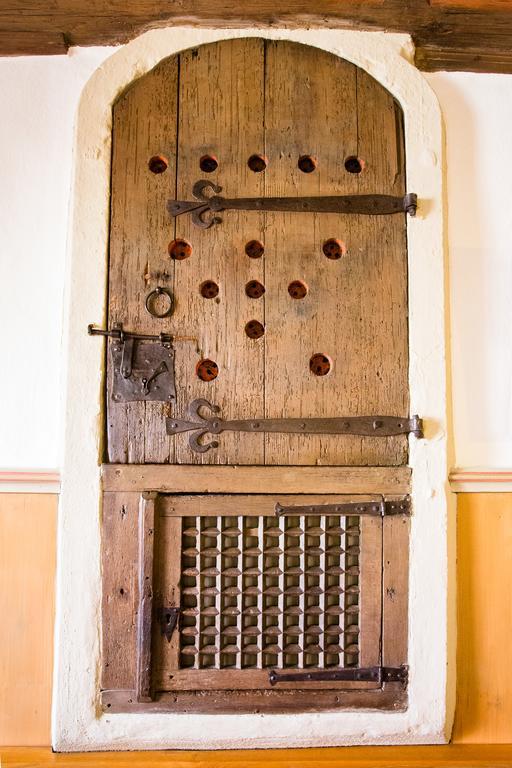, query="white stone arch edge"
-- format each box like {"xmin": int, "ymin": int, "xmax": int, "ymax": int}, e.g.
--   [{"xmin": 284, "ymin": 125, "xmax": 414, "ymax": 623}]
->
[{"xmin": 53, "ymin": 27, "xmax": 454, "ymax": 751}]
